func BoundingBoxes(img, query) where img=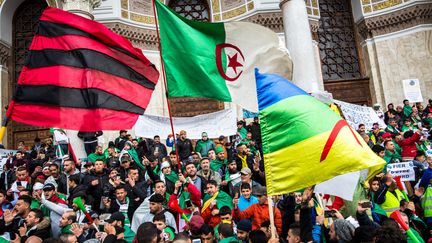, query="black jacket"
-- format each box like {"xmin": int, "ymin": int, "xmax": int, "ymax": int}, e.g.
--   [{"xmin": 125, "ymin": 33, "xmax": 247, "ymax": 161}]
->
[
  {"xmin": 83, "ymin": 169, "xmax": 109, "ymax": 212},
  {"xmin": 176, "ymin": 139, "xmax": 193, "ymax": 161}
]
